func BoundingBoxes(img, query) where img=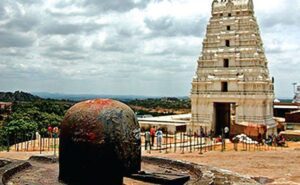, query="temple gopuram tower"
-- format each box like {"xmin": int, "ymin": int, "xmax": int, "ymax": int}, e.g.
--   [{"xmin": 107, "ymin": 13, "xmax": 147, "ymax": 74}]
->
[{"xmin": 191, "ymin": 0, "xmax": 276, "ymax": 136}]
